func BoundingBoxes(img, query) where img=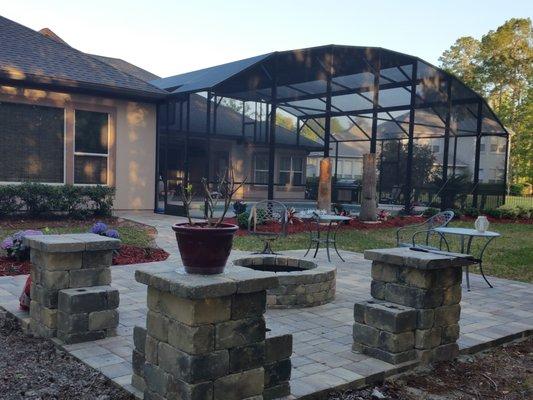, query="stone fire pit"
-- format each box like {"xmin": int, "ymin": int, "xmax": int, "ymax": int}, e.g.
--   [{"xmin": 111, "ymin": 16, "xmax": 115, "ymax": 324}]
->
[{"xmin": 233, "ymin": 255, "xmax": 336, "ymax": 308}]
